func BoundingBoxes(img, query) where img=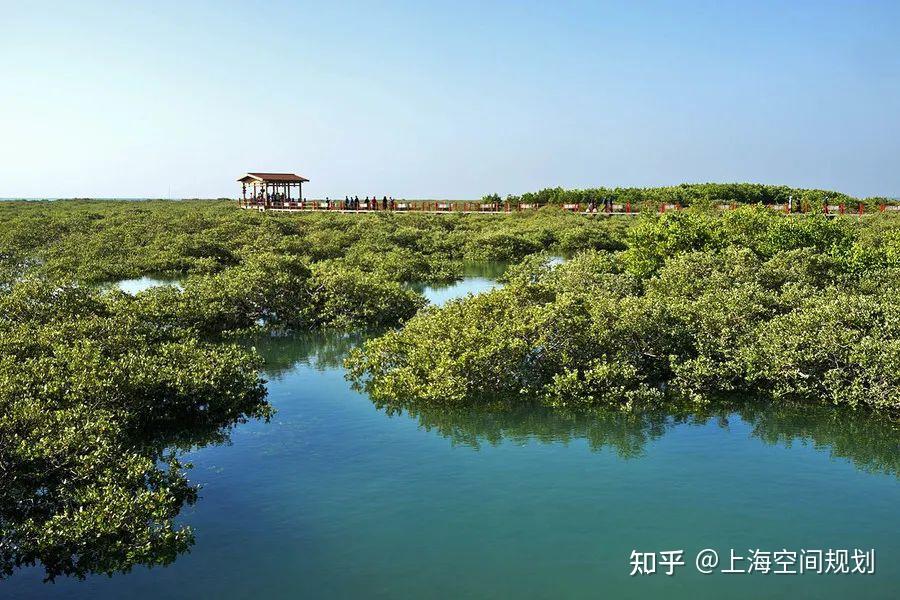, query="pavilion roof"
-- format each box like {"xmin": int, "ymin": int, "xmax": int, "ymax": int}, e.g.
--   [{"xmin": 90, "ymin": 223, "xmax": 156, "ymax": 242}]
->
[{"xmin": 238, "ymin": 172, "xmax": 309, "ymax": 183}]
